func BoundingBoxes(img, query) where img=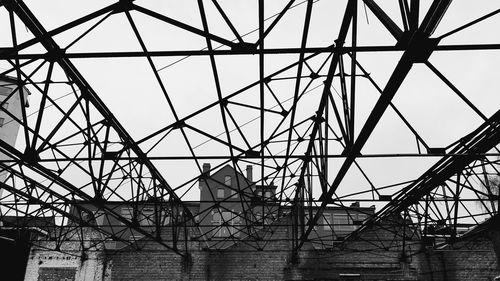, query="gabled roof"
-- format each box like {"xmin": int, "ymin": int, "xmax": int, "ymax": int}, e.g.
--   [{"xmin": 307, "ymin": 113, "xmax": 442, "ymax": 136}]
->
[{"xmin": 210, "ymin": 164, "xmax": 253, "ymax": 184}]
